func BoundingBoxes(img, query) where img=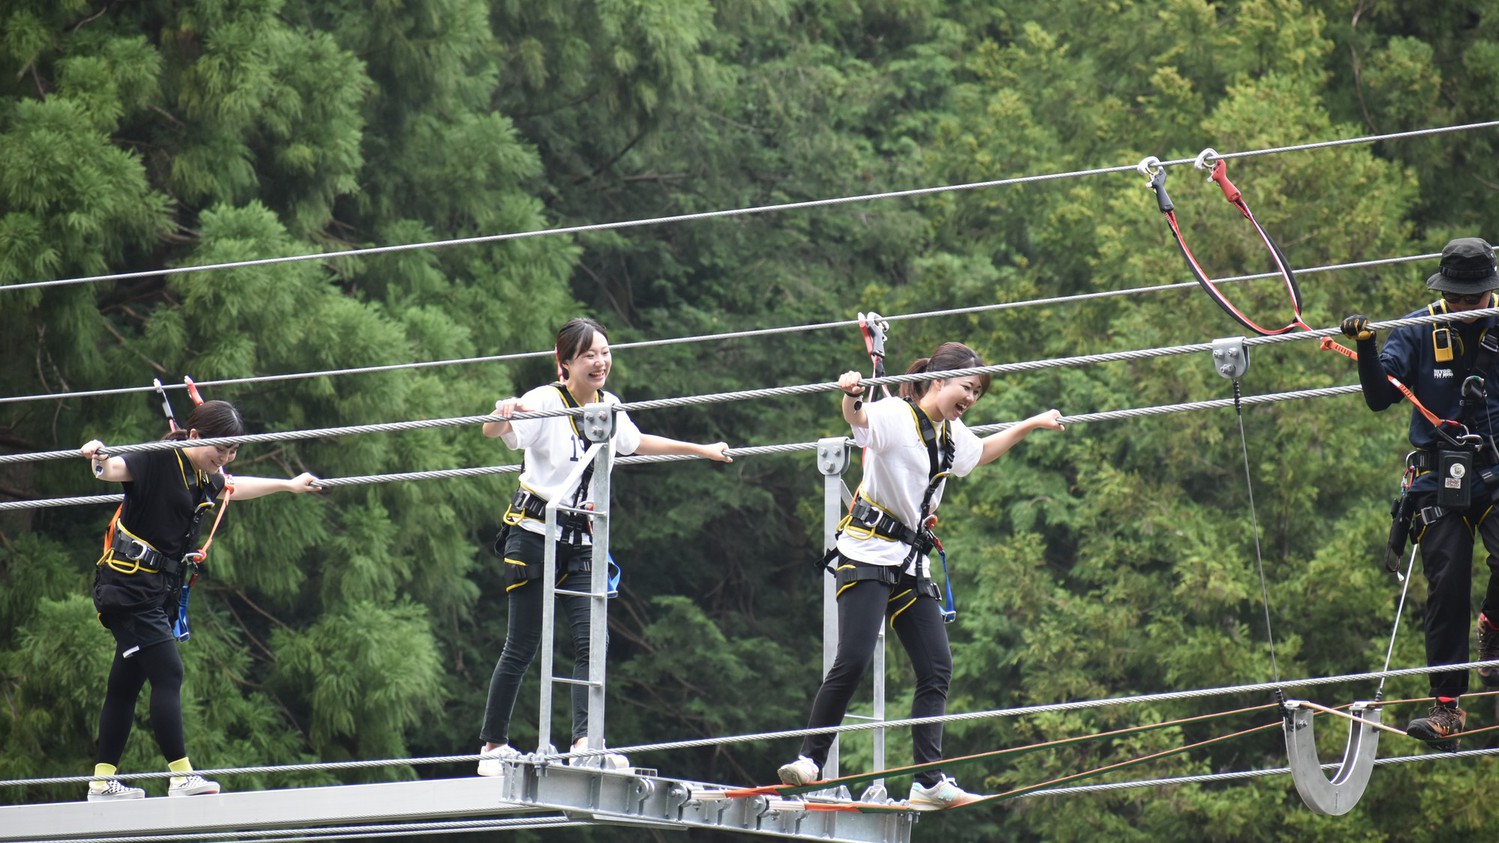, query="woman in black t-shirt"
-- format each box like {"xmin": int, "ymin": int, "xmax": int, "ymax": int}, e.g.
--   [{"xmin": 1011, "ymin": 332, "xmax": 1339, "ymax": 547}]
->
[{"xmin": 79, "ymin": 400, "xmax": 317, "ymax": 801}]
